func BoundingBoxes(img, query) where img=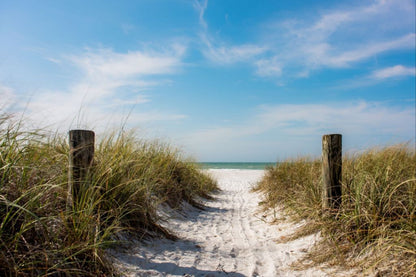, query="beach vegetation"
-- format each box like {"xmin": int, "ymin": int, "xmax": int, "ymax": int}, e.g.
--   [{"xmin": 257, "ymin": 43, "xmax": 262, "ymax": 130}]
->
[
  {"xmin": 0, "ymin": 112, "xmax": 218, "ymax": 276},
  {"xmin": 254, "ymin": 144, "xmax": 416, "ymax": 276}
]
